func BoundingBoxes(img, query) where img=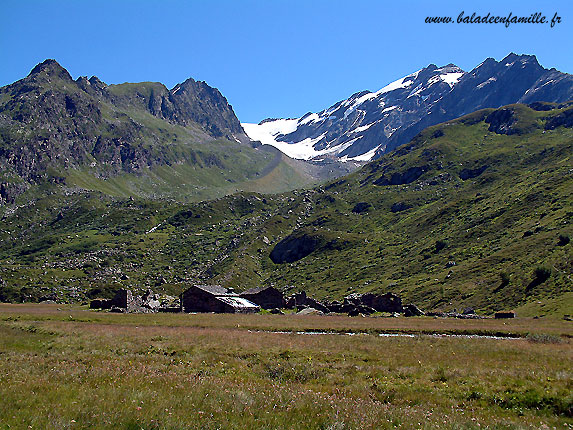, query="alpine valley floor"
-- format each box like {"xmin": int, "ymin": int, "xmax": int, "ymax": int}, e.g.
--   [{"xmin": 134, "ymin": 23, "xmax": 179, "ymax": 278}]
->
[{"xmin": 0, "ymin": 304, "xmax": 571, "ymax": 429}]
